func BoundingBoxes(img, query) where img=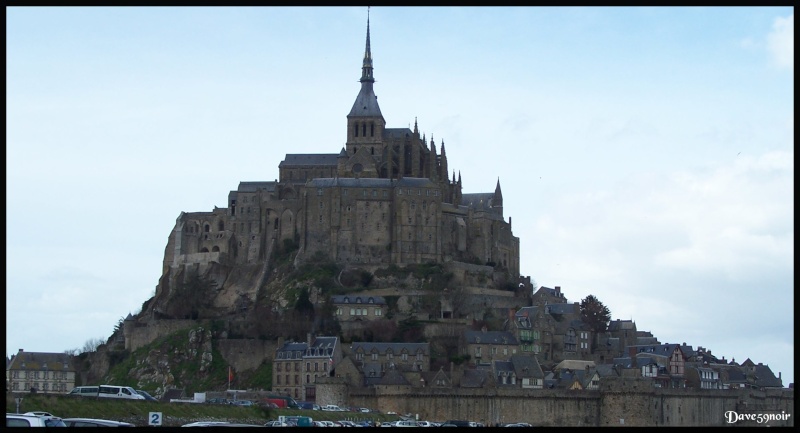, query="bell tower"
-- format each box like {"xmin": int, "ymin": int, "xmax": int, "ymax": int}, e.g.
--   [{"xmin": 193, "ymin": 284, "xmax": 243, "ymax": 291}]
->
[{"xmin": 346, "ymin": 9, "xmax": 386, "ymax": 158}]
